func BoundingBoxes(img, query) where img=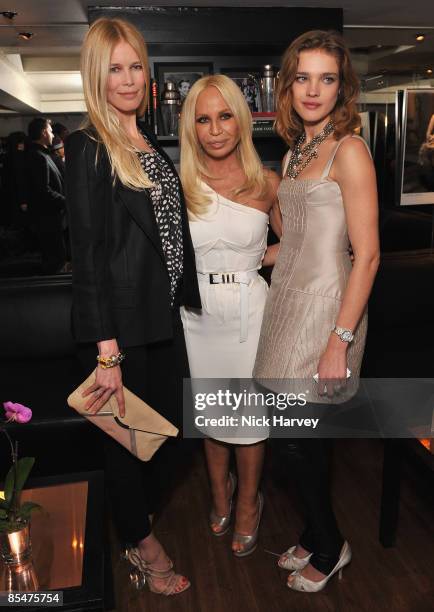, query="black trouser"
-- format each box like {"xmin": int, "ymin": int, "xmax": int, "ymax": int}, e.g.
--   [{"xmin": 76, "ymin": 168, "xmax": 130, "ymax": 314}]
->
[
  {"xmin": 77, "ymin": 309, "xmax": 189, "ymax": 545},
  {"xmin": 276, "ymin": 436, "xmax": 344, "ymax": 575},
  {"xmin": 104, "ymin": 434, "xmax": 180, "ymax": 543}
]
